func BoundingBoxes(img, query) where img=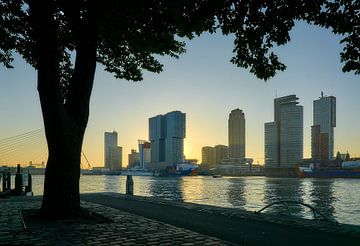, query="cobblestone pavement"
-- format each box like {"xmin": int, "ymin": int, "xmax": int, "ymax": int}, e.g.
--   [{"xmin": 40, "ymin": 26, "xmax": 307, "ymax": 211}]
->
[
  {"xmin": 83, "ymin": 193, "xmax": 360, "ymax": 237},
  {"xmin": 0, "ymin": 196, "xmax": 235, "ymax": 245}
]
